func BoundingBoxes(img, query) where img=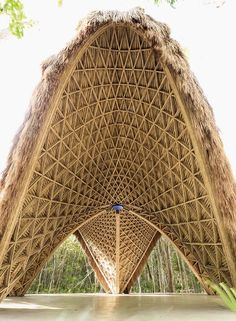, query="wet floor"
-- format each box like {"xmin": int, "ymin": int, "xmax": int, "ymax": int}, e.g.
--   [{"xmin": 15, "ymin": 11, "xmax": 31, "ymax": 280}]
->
[{"xmin": 0, "ymin": 293, "xmax": 235, "ymax": 321}]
